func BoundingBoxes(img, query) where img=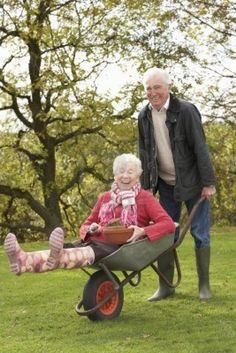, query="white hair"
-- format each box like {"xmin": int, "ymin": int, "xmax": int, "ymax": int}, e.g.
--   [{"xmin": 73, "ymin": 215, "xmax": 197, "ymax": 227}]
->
[
  {"xmin": 113, "ymin": 153, "xmax": 143, "ymax": 176},
  {"xmin": 143, "ymin": 67, "xmax": 172, "ymax": 87}
]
